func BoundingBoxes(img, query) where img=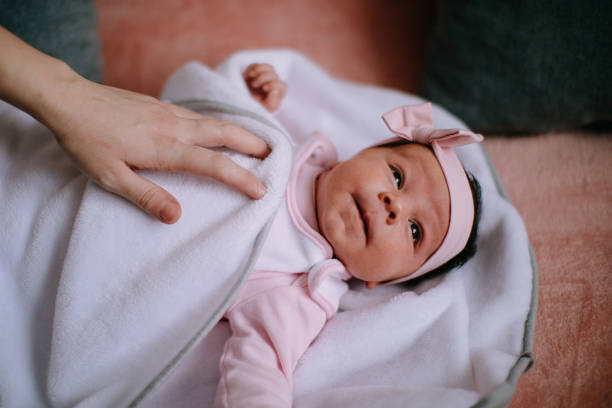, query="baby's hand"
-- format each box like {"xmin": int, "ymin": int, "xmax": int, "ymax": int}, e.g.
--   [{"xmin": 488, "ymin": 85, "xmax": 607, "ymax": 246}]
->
[{"xmin": 243, "ymin": 63, "xmax": 288, "ymax": 113}]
